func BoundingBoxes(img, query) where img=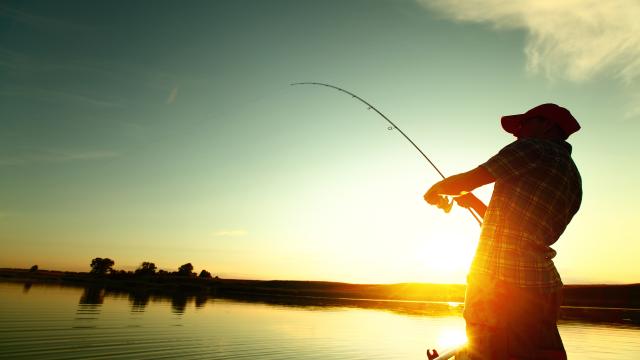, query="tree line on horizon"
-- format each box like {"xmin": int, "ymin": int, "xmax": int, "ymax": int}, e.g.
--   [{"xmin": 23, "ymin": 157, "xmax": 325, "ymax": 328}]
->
[{"xmin": 89, "ymin": 257, "xmax": 214, "ymax": 279}]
